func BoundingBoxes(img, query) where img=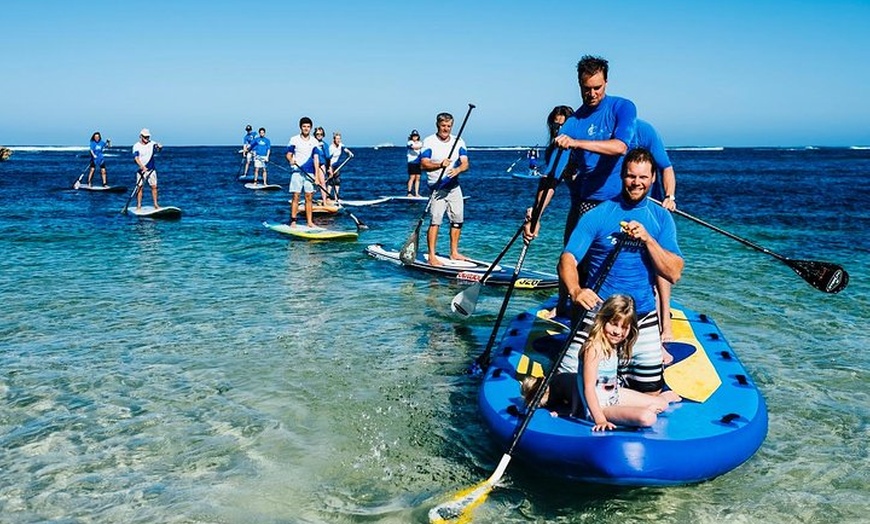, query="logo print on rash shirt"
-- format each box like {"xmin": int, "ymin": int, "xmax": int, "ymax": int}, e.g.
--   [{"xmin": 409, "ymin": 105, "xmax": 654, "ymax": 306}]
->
[{"xmin": 587, "ymin": 124, "xmax": 597, "ymax": 137}]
